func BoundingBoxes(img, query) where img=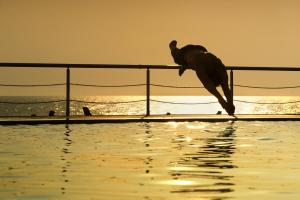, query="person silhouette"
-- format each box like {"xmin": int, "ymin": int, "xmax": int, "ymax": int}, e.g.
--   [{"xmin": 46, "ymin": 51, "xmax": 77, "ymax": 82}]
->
[{"xmin": 169, "ymin": 40, "xmax": 235, "ymax": 115}]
